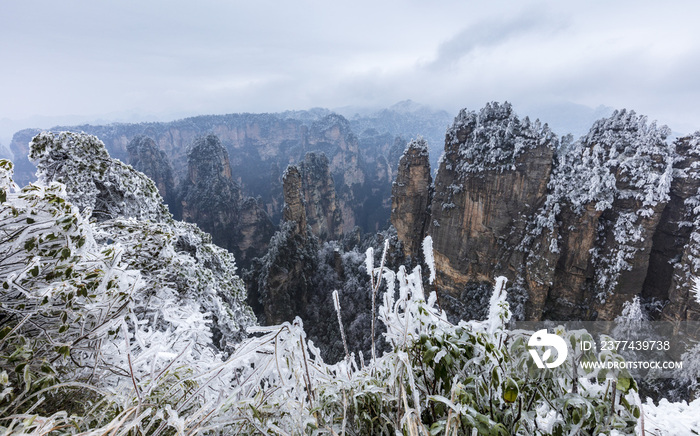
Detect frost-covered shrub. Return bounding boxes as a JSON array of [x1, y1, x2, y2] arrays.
[[1, 131, 256, 433], [94, 218, 255, 349], [0, 160, 238, 433], [29, 131, 170, 222], [218, 248, 642, 435]]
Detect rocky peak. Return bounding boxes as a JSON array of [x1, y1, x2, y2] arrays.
[[186, 134, 233, 184], [282, 165, 307, 237], [247, 165, 324, 325], [426, 103, 556, 316], [126, 135, 175, 207], [391, 137, 432, 257], [310, 113, 353, 139], [29, 131, 170, 223], [298, 152, 343, 241], [179, 134, 242, 252]]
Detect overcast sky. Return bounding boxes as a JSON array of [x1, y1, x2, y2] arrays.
[[2, 0, 700, 138]]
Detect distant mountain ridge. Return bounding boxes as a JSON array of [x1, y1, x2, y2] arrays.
[[7, 104, 453, 269]]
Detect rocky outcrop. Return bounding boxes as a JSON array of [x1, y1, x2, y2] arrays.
[[247, 165, 318, 325], [282, 165, 307, 237], [245, 165, 381, 361], [426, 103, 555, 307], [391, 137, 432, 257], [651, 133, 700, 323], [180, 135, 240, 246], [298, 153, 343, 241], [524, 110, 674, 321], [390, 103, 693, 323], [179, 134, 274, 267], [279, 153, 344, 242], [126, 135, 176, 210]]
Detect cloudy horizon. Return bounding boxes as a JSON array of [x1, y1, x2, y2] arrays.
[[2, 0, 699, 145]]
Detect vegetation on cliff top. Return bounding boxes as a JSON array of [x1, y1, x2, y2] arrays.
[[0, 131, 648, 435]]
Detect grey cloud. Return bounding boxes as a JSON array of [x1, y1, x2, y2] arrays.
[[2, 1, 700, 135], [426, 7, 564, 70]]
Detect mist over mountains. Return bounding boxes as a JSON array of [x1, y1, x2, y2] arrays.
[[1, 100, 615, 161], [3, 100, 700, 433]]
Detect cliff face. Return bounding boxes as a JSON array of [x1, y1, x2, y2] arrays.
[[281, 165, 307, 237], [391, 102, 695, 323], [391, 137, 432, 257], [653, 133, 700, 323], [427, 103, 555, 301], [298, 153, 343, 241], [303, 115, 364, 232]]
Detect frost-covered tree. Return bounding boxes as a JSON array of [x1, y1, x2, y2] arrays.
[[445, 101, 556, 174], [30, 131, 171, 222]]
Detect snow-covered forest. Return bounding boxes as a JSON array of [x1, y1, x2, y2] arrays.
[[1, 130, 700, 434]]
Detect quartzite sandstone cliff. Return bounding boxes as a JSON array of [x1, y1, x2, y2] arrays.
[[391, 102, 700, 323], [391, 137, 432, 257]]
